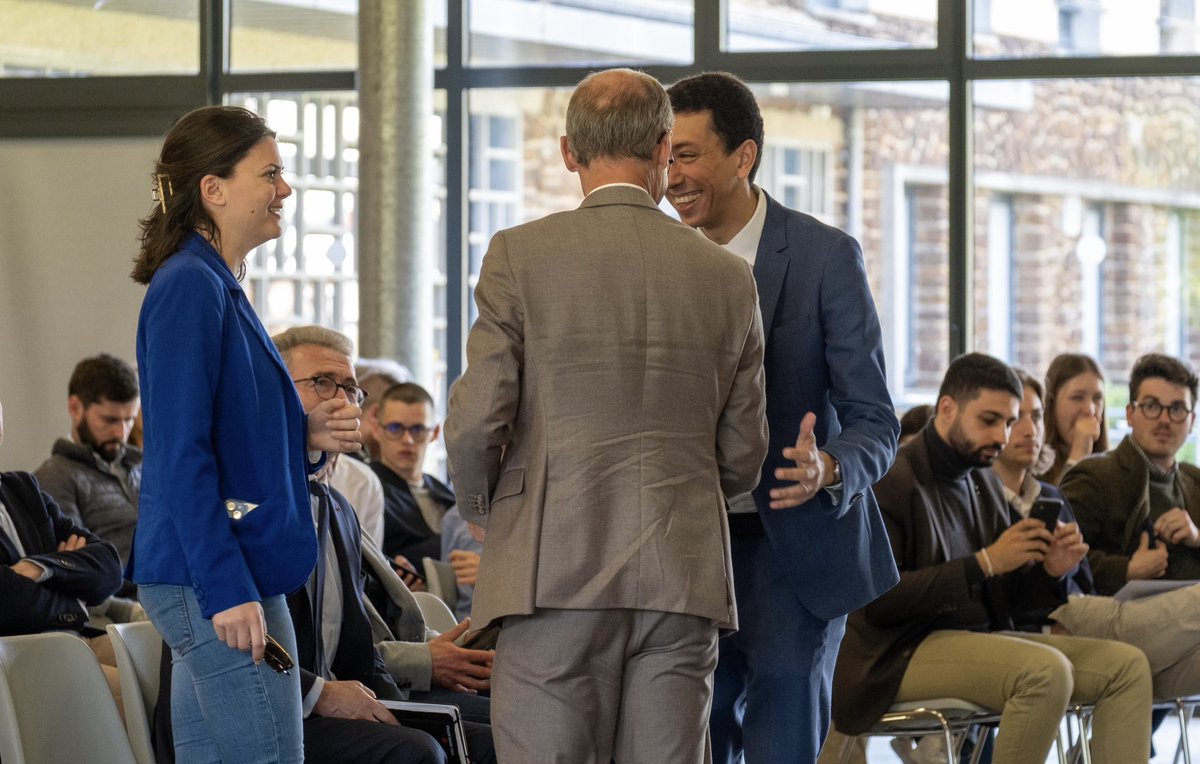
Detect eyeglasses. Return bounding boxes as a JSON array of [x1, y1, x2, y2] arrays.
[[263, 634, 294, 675], [1131, 398, 1195, 423], [379, 422, 434, 442], [293, 375, 366, 406]]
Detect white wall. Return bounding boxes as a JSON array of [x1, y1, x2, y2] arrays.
[[0, 137, 160, 470]]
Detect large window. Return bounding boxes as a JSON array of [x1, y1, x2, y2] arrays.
[[0, 0, 200, 76], [6, 0, 1200, 445], [972, 76, 1200, 405]]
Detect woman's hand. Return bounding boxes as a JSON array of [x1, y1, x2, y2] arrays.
[[1067, 411, 1102, 463], [308, 397, 364, 454], [212, 601, 267, 663]]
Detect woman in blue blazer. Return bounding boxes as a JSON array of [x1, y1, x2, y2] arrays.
[[130, 106, 362, 763]]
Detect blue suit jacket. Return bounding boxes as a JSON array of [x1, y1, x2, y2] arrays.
[[289, 482, 401, 702], [0, 471, 123, 635], [132, 232, 317, 618], [751, 192, 899, 620]]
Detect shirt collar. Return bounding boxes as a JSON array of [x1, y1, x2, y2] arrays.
[[721, 186, 768, 266], [1002, 473, 1043, 518], [587, 182, 650, 196], [1129, 437, 1177, 481]]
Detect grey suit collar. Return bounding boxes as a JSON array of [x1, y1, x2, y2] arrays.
[[753, 190, 791, 334], [579, 184, 660, 210]]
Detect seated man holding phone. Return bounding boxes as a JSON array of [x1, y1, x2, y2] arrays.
[[995, 368, 1200, 701], [820, 354, 1151, 764]]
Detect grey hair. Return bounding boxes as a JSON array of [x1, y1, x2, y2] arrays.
[[271, 325, 355, 363], [354, 357, 413, 386], [565, 68, 674, 168]]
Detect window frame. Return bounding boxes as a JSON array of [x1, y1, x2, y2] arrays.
[[4, 0, 1200, 395]]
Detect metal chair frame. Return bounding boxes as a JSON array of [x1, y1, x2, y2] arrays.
[[838, 699, 1001, 764]]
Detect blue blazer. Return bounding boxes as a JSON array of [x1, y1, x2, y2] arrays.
[[752, 192, 900, 620], [288, 482, 401, 701], [132, 232, 317, 618], [0, 471, 123, 635]]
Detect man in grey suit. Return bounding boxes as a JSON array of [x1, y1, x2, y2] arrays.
[[445, 67, 769, 763]]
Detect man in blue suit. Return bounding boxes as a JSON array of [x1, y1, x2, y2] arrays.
[[666, 72, 900, 763]]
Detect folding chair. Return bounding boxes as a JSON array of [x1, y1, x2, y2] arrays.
[[837, 698, 1002, 764]]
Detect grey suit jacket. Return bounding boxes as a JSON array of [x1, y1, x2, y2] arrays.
[[445, 184, 768, 631], [360, 531, 438, 693]]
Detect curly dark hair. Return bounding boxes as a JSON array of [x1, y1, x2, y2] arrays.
[[68, 353, 139, 406], [1130, 353, 1199, 404], [131, 106, 275, 285], [667, 71, 765, 183]]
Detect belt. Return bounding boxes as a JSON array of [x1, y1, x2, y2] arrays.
[[727, 512, 765, 540]]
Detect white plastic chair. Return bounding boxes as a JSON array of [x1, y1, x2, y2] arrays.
[[412, 590, 460, 633], [422, 556, 459, 610], [0, 631, 136, 764], [107, 622, 164, 764]]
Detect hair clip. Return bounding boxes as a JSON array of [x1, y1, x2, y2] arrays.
[[153, 173, 174, 214]]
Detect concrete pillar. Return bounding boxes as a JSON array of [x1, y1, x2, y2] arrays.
[[357, 0, 434, 388]]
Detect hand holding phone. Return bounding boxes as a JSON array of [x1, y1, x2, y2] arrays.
[[1029, 497, 1063, 531], [388, 556, 427, 587]]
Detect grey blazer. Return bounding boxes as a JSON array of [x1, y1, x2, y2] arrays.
[[445, 184, 768, 631], [361, 531, 438, 693]]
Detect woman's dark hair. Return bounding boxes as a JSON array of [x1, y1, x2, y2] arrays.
[[1041, 352, 1108, 483], [131, 106, 275, 285]]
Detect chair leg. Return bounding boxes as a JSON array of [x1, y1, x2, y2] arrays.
[[967, 727, 990, 764], [1055, 717, 1070, 764], [1076, 707, 1093, 764], [1177, 699, 1193, 764]]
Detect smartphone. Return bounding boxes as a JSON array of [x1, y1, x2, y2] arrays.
[[388, 557, 427, 583], [1029, 497, 1063, 531]]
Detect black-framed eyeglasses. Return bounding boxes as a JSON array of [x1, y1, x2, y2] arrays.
[[263, 634, 294, 675], [293, 375, 366, 406], [1131, 398, 1195, 423], [379, 422, 434, 442]]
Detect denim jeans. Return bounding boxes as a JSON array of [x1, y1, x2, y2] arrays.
[[139, 584, 303, 764]]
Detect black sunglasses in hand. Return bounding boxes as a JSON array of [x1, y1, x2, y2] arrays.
[[263, 633, 295, 675]]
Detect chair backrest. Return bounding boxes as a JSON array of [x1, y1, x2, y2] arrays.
[[107, 622, 164, 764], [412, 590, 460, 634], [0, 631, 137, 764], [422, 556, 459, 609]]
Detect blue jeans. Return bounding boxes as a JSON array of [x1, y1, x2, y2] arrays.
[[139, 584, 303, 764]]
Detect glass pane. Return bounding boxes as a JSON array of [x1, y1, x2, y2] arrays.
[[468, 0, 692, 66], [231, 0, 357, 72], [974, 0, 1200, 57], [726, 0, 937, 52], [465, 87, 577, 328], [972, 77, 1200, 451], [465, 83, 949, 405], [0, 0, 199, 76], [755, 83, 949, 406], [230, 0, 447, 71]]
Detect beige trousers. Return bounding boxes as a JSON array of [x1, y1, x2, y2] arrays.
[[83, 633, 125, 723], [819, 629, 1151, 764], [491, 607, 718, 764], [1051, 586, 1200, 699]]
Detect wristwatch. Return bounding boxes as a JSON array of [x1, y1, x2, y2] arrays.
[[827, 454, 842, 486]]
